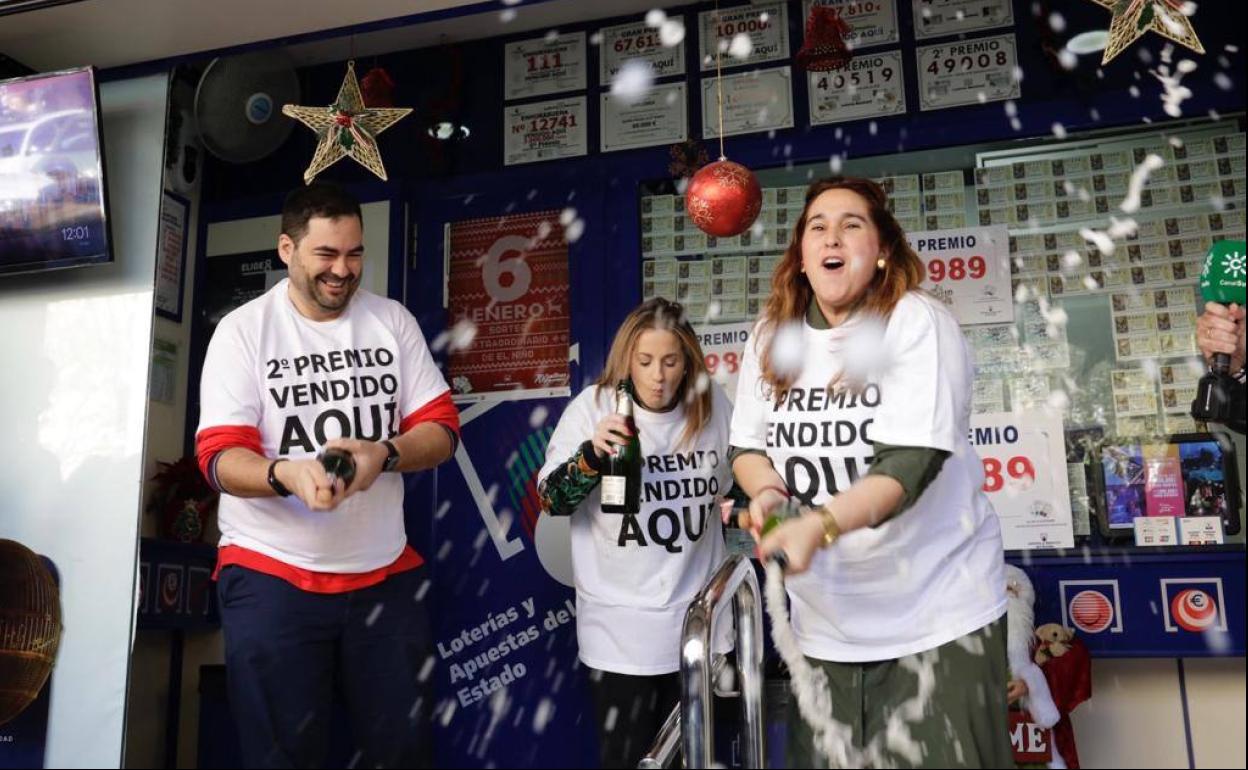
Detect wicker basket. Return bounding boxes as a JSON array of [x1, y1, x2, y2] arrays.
[[0, 539, 62, 726]]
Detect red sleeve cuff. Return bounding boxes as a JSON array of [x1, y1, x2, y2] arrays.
[[399, 390, 461, 437], [195, 425, 262, 488]]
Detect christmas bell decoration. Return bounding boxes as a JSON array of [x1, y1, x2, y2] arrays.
[[359, 66, 397, 108], [796, 5, 853, 72], [0, 540, 62, 726], [685, 159, 763, 238]]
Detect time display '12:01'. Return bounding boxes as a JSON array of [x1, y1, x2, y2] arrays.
[[61, 225, 92, 242]]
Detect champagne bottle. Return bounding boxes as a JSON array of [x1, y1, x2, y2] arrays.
[[760, 495, 802, 536], [601, 381, 642, 514], [721, 492, 801, 533], [318, 448, 356, 489]]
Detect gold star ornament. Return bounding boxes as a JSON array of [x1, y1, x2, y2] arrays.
[[1090, 0, 1205, 65], [282, 61, 412, 184]]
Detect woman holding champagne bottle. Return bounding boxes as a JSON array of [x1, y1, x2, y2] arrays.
[[730, 177, 1012, 767], [538, 297, 733, 768]]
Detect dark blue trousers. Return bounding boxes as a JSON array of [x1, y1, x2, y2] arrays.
[[217, 564, 433, 769]]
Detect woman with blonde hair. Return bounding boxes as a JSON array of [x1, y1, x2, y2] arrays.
[[537, 297, 733, 768], [730, 177, 1012, 767]]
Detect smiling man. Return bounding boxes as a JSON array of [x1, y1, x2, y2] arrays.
[[195, 182, 459, 768]]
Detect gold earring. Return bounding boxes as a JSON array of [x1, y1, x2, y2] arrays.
[[876, 258, 886, 269]]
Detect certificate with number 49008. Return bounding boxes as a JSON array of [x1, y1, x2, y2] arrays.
[[917, 34, 1019, 111]]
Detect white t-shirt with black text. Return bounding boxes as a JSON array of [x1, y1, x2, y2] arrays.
[[540, 384, 735, 675], [198, 279, 450, 573], [730, 291, 1006, 662]]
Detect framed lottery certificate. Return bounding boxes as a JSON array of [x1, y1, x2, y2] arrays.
[[808, 50, 906, 125], [601, 83, 687, 152], [917, 33, 1020, 110], [702, 66, 794, 138], [504, 31, 587, 100], [504, 97, 588, 165]]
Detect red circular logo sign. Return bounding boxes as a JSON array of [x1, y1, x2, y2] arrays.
[[1069, 590, 1114, 633], [1171, 589, 1218, 632]]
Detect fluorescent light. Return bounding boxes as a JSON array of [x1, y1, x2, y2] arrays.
[[427, 121, 469, 141]]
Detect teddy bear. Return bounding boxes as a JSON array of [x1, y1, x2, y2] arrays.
[[1034, 623, 1075, 665]]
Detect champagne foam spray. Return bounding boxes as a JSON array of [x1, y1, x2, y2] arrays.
[[763, 561, 940, 766]]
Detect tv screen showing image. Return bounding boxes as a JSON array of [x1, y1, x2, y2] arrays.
[[0, 66, 112, 276], [1100, 433, 1241, 536]]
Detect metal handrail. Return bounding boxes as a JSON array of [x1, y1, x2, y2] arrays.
[[637, 554, 766, 768], [638, 655, 729, 769]]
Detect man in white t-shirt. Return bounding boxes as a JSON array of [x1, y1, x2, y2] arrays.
[[196, 183, 459, 768]]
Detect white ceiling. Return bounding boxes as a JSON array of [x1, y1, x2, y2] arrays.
[[0, 0, 665, 73]]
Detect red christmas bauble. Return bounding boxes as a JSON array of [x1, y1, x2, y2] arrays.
[[684, 160, 762, 238]]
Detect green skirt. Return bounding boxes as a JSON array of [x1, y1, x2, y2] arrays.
[[787, 616, 1015, 769]]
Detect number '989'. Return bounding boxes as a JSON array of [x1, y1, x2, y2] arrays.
[[927, 256, 986, 282]]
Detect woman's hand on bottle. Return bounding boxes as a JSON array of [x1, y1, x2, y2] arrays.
[[745, 486, 789, 541], [591, 414, 632, 459], [759, 512, 826, 575]]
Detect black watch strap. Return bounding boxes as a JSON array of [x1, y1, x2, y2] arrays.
[[268, 459, 292, 497], [381, 440, 401, 472]]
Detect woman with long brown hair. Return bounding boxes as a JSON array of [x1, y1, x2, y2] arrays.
[[537, 297, 733, 768], [730, 177, 1012, 767]]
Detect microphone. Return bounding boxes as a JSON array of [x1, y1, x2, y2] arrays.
[[1191, 240, 1246, 422], [1199, 239, 1247, 373]]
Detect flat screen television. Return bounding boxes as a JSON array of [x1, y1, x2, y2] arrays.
[[0, 66, 112, 276]]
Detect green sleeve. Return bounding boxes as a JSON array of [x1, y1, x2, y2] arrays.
[[728, 444, 771, 466], [867, 441, 951, 519], [538, 441, 604, 516]]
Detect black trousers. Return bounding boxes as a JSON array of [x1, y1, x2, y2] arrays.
[[585, 666, 682, 769], [217, 565, 433, 769]]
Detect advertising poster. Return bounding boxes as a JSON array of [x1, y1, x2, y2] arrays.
[[446, 211, 571, 402]]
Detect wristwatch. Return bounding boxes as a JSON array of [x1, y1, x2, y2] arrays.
[[380, 440, 401, 472], [268, 459, 292, 497]]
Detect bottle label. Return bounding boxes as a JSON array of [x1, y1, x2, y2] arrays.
[[601, 475, 627, 506]]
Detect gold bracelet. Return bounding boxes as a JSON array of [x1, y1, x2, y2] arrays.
[[818, 505, 841, 547]]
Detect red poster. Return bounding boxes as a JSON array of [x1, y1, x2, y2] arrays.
[[447, 211, 571, 401], [1143, 445, 1185, 517]]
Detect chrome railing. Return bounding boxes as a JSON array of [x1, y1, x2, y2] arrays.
[[638, 655, 729, 769], [638, 554, 766, 768]]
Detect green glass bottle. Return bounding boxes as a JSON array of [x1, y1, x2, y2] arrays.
[[760, 496, 801, 536], [601, 381, 642, 514]]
